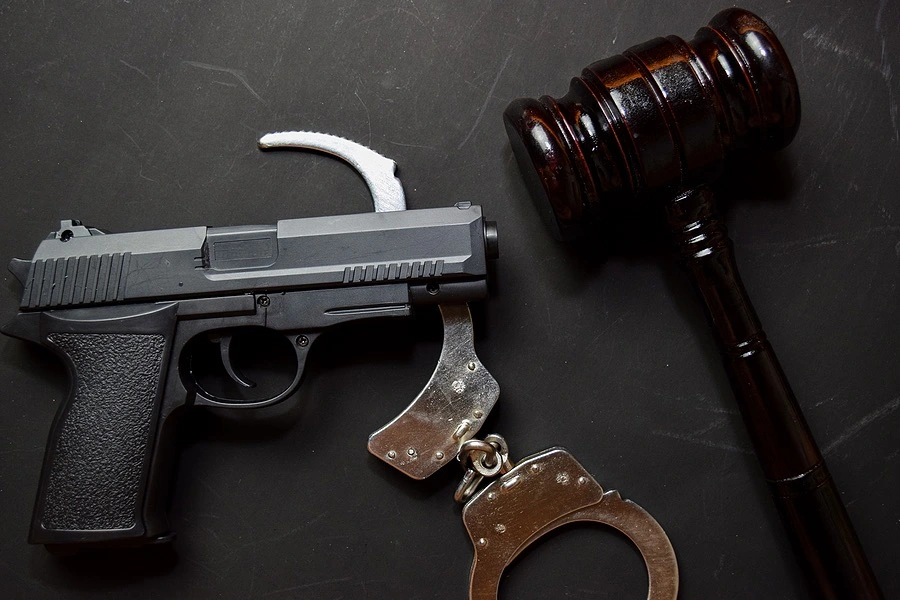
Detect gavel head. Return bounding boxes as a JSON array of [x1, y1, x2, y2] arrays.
[[504, 8, 800, 240]]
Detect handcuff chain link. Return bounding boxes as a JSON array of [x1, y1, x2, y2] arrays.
[[454, 434, 514, 503]]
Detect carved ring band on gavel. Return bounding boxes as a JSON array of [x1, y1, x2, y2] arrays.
[[504, 8, 882, 599]]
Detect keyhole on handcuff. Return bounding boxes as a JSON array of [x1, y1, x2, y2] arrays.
[[498, 523, 648, 600]]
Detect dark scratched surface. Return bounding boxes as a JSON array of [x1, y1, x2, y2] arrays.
[[1, 1, 898, 598]]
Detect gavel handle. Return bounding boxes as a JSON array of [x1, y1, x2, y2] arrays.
[[665, 186, 882, 599]]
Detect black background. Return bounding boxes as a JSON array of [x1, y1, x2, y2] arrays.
[[1, 1, 897, 598]]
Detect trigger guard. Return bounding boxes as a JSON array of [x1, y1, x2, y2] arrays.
[[192, 332, 317, 409]]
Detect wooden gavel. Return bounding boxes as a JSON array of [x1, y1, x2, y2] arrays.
[[503, 8, 882, 599]]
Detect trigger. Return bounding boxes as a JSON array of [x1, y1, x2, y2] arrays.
[[219, 335, 256, 388]]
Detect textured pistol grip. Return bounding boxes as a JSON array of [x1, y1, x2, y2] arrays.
[[31, 305, 178, 547]]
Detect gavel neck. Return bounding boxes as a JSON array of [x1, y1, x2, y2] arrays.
[[662, 185, 823, 479], [664, 185, 759, 349]]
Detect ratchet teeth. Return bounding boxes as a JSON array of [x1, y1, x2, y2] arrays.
[[258, 130, 362, 148]]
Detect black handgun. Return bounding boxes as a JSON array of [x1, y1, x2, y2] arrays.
[[3, 132, 499, 549]]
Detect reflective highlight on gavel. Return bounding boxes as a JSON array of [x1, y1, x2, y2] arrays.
[[504, 8, 882, 599]]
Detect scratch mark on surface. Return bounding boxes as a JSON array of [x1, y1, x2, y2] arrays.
[[802, 26, 890, 79], [22, 60, 58, 75], [587, 315, 625, 347], [221, 155, 238, 179], [119, 126, 142, 152], [879, 36, 898, 142], [469, 2, 491, 35], [610, 8, 625, 47], [190, 512, 221, 519], [352, 3, 423, 30], [406, 0, 423, 22], [713, 553, 726, 580], [182, 60, 265, 104], [182, 555, 225, 579], [748, 226, 900, 257], [694, 405, 739, 415], [651, 430, 753, 454], [159, 125, 180, 146], [353, 9, 390, 29], [138, 167, 157, 184], [239, 512, 327, 548], [691, 417, 728, 436], [212, 80, 238, 88], [197, 477, 223, 500], [531, 4, 552, 42], [354, 87, 372, 145], [457, 50, 513, 150], [119, 59, 151, 83], [261, 576, 353, 596], [815, 394, 838, 408], [803, 25, 897, 141], [387, 140, 435, 150], [397, 7, 424, 27], [824, 397, 900, 454]]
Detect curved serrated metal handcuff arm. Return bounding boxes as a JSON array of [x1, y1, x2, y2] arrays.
[[258, 131, 406, 212]]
